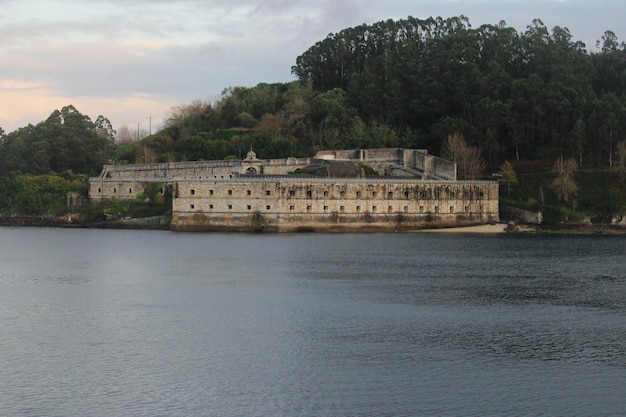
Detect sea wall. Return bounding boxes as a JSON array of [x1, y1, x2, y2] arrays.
[[170, 177, 498, 232]]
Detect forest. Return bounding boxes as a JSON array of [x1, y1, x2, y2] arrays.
[[1, 16, 626, 221]]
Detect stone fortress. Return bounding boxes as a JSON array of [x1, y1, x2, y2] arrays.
[[88, 148, 499, 232]]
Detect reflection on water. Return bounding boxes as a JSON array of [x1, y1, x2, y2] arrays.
[[1, 227, 625, 416]]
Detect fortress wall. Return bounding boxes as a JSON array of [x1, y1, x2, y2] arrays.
[[90, 158, 313, 200], [97, 158, 312, 180], [87, 149, 493, 232], [100, 161, 241, 180], [253, 158, 311, 175], [432, 156, 457, 180], [411, 150, 456, 180], [89, 179, 159, 201], [171, 178, 499, 232], [314, 148, 405, 163], [363, 148, 404, 161]]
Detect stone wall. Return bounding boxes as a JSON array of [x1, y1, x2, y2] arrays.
[[97, 158, 312, 180], [89, 148, 457, 201], [89, 179, 159, 201], [412, 150, 456, 180], [87, 148, 496, 232], [171, 177, 498, 232]]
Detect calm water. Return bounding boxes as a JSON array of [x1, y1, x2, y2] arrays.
[[1, 227, 625, 416]]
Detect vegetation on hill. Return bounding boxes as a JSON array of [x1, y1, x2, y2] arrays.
[[1, 16, 626, 224]]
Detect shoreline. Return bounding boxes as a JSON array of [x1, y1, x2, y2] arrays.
[[417, 223, 508, 233], [2, 214, 626, 235]]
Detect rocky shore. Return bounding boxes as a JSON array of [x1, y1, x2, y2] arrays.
[[506, 222, 626, 235], [2, 213, 626, 234], [0, 214, 171, 230]]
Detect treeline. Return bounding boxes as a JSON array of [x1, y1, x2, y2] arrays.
[[121, 16, 626, 171], [292, 16, 626, 167]]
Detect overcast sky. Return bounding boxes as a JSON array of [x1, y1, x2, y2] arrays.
[[1, 0, 624, 134]]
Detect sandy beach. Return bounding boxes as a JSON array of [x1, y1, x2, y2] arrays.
[[418, 223, 508, 233]]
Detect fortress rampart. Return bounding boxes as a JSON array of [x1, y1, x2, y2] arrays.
[[171, 177, 498, 232], [88, 148, 497, 232]]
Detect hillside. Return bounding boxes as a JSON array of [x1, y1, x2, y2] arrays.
[[1, 16, 626, 224]]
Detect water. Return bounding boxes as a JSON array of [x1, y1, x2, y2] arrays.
[[1, 227, 625, 416]]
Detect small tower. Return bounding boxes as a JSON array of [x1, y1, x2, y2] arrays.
[[242, 147, 262, 175]]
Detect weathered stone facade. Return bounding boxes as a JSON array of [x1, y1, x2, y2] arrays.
[[88, 148, 499, 232], [171, 177, 498, 232]]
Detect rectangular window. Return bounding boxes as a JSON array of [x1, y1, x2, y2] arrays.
[[98, 188, 101, 193], [419, 206, 424, 213], [307, 205, 312, 212], [228, 205, 233, 210], [266, 205, 271, 210], [209, 190, 214, 195], [435, 206, 440, 213], [323, 191, 329, 197], [228, 190, 233, 195], [356, 191, 362, 198], [404, 206, 409, 213], [289, 190, 295, 197], [323, 206, 328, 211], [290, 205, 295, 211], [266, 190, 271, 196], [191, 189, 195, 195], [340, 206, 345, 212], [450, 206, 455, 213], [247, 205, 252, 210], [372, 206, 377, 212], [372, 191, 378, 197], [307, 190, 312, 198], [113, 188, 117, 194], [388, 191, 393, 199], [190, 204, 195, 209], [388, 206, 393, 213], [356, 205, 361, 211], [128, 188, 132, 194], [340, 191, 346, 198], [247, 190, 251, 196], [209, 204, 214, 209]]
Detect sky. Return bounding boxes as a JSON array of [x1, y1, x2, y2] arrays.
[[0, 0, 624, 135]]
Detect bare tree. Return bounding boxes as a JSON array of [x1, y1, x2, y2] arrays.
[[443, 132, 487, 180], [117, 125, 134, 145], [616, 141, 626, 180], [135, 145, 158, 164], [551, 156, 579, 207]]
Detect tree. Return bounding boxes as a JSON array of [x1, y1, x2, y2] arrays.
[[498, 161, 518, 197], [442, 132, 487, 180], [596, 30, 622, 53], [551, 156, 579, 207], [116, 125, 135, 145], [616, 141, 626, 181]]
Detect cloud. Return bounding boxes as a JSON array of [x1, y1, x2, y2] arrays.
[[0, 0, 624, 133]]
